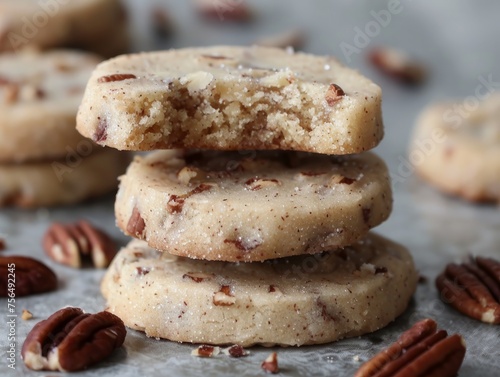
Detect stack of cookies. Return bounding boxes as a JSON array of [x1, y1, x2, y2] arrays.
[[0, 49, 128, 208], [77, 46, 418, 346], [0, 0, 128, 58]]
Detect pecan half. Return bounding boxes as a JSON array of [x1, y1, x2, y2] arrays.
[[436, 256, 500, 324], [43, 221, 117, 269], [368, 47, 427, 85], [261, 352, 279, 374], [354, 318, 466, 377], [21, 307, 126, 372], [0, 256, 57, 297]]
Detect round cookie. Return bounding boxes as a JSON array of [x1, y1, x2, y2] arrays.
[[410, 95, 500, 202], [102, 233, 418, 347], [0, 0, 127, 57], [0, 49, 101, 163], [116, 150, 392, 262], [77, 45, 383, 154], [0, 148, 128, 208]]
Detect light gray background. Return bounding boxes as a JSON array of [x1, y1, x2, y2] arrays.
[[1, 0, 500, 376]]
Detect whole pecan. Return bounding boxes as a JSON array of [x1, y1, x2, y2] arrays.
[[43, 221, 117, 269], [0, 256, 57, 297], [22, 307, 126, 372], [354, 318, 466, 377], [436, 256, 500, 324]]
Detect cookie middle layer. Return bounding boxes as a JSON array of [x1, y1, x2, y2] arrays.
[[116, 150, 392, 261]]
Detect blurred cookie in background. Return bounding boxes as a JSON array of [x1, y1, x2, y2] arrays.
[[0, 147, 128, 208], [0, 49, 101, 163], [410, 94, 500, 203], [0, 49, 128, 207], [0, 0, 129, 58]]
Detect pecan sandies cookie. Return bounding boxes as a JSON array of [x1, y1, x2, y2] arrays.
[[410, 94, 500, 203], [115, 150, 392, 261], [77, 46, 383, 154], [102, 233, 417, 347]]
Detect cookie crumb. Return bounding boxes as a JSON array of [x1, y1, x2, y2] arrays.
[[22, 309, 33, 320], [223, 345, 249, 358], [191, 345, 220, 358], [261, 352, 279, 374]]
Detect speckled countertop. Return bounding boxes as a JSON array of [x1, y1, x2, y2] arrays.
[[1, 1, 500, 376]]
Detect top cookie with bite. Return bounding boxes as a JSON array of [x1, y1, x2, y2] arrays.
[[77, 46, 383, 154]]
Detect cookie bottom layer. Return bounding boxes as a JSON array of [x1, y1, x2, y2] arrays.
[[102, 233, 417, 347]]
